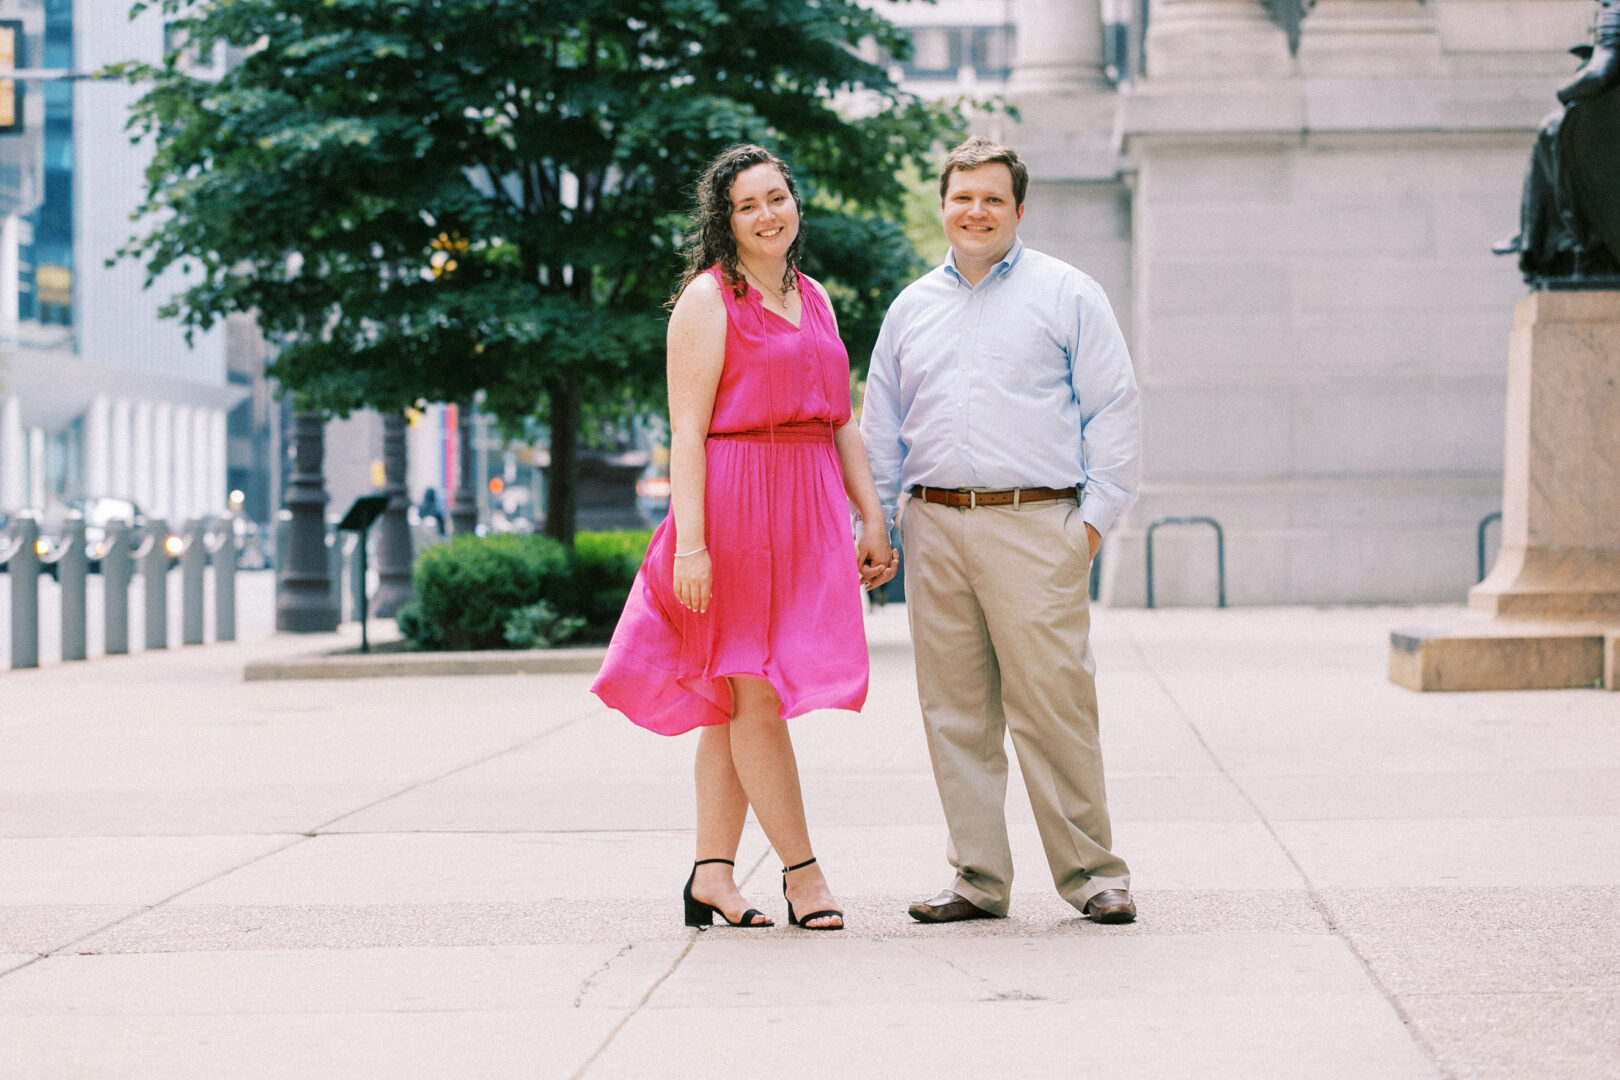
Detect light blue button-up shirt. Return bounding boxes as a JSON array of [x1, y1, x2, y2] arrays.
[[861, 237, 1141, 538]]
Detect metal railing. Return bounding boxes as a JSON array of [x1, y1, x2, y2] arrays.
[[1145, 515, 1227, 609], [1, 513, 239, 670]]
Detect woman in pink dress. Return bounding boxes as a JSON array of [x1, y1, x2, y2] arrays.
[[591, 144, 896, 931]]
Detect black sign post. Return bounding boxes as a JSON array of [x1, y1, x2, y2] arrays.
[[337, 494, 390, 654]]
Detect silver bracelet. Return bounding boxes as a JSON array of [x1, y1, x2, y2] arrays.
[[673, 545, 707, 558]]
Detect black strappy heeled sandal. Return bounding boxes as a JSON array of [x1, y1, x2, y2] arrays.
[[782, 856, 845, 931], [683, 858, 773, 928]]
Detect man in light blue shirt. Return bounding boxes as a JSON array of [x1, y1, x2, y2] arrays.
[[861, 136, 1140, 925]]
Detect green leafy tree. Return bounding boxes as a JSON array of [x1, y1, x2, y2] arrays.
[[116, 0, 961, 543]]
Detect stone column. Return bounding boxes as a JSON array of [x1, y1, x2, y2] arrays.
[[110, 397, 132, 498], [1010, 0, 1108, 91], [191, 407, 212, 516], [1003, 0, 1123, 181], [1296, 0, 1443, 76], [372, 411, 414, 617], [0, 214, 19, 335], [26, 426, 43, 510], [152, 401, 173, 521], [449, 401, 478, 536], [1145, 0, 1295, 79], [131, 400, 154, 511], [275, 411, 339, 632], [172, 405, 193, 523], [84, 395, 110, 497], [0, 394, 23, 512], [209, 409, 227, 515]]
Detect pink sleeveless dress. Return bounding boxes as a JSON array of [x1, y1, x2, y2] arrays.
[[590, 266, 869, 735]]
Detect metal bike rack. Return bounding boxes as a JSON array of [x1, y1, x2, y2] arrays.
[[1477, 510, 1502, 583], [1145, 515, 1227, 609]]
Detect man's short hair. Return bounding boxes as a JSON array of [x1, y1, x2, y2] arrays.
[[939, 136, 1029, 208]]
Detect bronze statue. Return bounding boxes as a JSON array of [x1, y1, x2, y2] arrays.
[[1497, 1, 1620, 286]]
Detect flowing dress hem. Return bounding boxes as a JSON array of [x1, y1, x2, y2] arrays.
[[592, 653, 867, 736]]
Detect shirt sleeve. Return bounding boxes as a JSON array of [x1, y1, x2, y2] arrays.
[[1071, 276, 1140, 538], [860, 309, 906, 523]]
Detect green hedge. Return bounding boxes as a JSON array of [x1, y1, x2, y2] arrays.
[[396, 530, 654, 651]]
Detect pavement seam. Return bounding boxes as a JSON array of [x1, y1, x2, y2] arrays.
[[18, 833, 309, 966], [305, 711, 596, 834], [0, 706, 595, 975], [566, 848, 770, 1074], [1122, 630, 1458, 1080], [569, 935, 699, 1080]]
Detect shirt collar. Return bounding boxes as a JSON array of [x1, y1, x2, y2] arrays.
[[942, 236, 1025, 288]]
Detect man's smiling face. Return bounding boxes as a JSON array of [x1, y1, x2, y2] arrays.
[[942, 163, 1023, 268]]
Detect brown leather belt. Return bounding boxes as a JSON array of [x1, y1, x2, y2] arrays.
[[910, 484, 1078, 509]]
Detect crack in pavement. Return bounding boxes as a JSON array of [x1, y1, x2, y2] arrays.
[[573, 943, 635, 1009], [1121, 625, 1457, 1080], [570, 936, 697, 1080]]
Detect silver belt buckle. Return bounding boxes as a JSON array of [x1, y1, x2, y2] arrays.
[[967, 490, 977, 509]]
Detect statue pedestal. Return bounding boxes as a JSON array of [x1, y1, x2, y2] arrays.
[[1390, 291, 1620, 690]]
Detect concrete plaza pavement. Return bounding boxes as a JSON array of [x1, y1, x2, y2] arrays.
[[0, 597, 1617, 1079]]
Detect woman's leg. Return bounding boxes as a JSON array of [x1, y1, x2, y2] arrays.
[[691, 723, 771, 925], [727, 677, 842, 928]]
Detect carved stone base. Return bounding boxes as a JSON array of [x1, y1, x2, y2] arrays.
[[1390, 292, 1620, 690], [1389, 620, 1615, 691]]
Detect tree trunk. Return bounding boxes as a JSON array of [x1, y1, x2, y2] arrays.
[[544, 379, 582, 548]]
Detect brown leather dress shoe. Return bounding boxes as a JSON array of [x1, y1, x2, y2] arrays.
[[1083, 888, 1137, 924], [907, 890, 1001, 924]]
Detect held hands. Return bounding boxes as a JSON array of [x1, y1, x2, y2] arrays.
[[856, 527, 899, 591], [672, 547, 712, 614]]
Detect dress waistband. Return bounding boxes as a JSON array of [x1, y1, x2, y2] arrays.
[[708, 421, 835, 443]]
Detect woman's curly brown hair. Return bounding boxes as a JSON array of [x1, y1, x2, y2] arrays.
[[670, 143, 803, 307]]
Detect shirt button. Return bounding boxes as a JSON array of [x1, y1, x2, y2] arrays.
[[955, 442, 964, 449]]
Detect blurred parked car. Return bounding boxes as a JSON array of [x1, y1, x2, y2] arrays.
[[36, 498, 181, 576], [233, 517, 272, 570]]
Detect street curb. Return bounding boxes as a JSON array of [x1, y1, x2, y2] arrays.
[[243, 646, 607, 681]]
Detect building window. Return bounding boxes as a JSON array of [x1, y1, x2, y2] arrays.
[[884, 25, 1015, 83], [20, 0, 72, 331]]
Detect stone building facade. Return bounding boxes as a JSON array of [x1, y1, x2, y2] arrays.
[[876, 0, 1587, 606], [0, 0, 242, 530]]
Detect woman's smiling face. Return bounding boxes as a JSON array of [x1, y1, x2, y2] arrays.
[[728, 163, 799, 265]]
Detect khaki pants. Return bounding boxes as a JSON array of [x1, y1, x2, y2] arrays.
[[901, 496, 1129, 914]]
